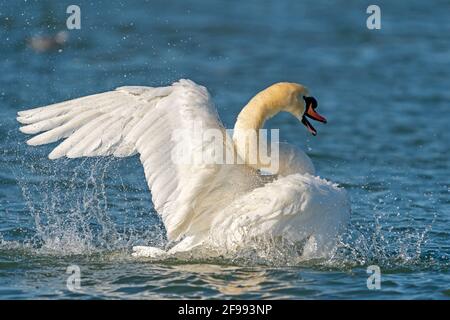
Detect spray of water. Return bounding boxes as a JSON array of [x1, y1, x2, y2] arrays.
[[1, 128, 443, 270], [5, 133, 166, 256]]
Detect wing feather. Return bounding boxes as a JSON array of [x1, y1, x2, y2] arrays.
[[18, 79, 258, 241]]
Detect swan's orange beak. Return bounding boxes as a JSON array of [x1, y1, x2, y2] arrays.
[[302, 96, 327, 136]]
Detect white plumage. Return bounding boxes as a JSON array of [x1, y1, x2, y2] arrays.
[[17, 79, 350, 259]]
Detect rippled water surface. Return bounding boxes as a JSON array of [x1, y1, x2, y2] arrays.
[[0, 0, 449, 299]]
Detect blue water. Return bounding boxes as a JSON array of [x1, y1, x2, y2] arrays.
[[0, 0, 449, 299]]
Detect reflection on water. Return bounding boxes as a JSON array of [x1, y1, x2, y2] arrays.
[[170, 264, 265, 296]]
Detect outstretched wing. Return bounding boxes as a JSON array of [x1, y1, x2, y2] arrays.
[[17, 79, 257, 241]]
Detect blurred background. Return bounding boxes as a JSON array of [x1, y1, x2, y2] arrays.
[[0, 0, 449, 299]]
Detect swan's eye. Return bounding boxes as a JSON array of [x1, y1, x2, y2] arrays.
[[303, 96, 318, 110]]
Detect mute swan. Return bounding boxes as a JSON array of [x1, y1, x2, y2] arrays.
[[17, 79, 350, 259]]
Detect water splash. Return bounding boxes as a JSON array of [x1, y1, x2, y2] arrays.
[[322, 206, 442, 272], [5, 134, 166, 256], [2, 129, 446, 271]]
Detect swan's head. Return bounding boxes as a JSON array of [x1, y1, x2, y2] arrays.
[[267, 82, 327, 136]]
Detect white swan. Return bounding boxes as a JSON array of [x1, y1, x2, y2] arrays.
[[17, 79, 350, 259]]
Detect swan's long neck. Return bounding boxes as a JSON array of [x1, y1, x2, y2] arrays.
[[233, 84, 296, 173], [234, 84, 293, 132]]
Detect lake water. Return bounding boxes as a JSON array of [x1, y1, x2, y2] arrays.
[[0, 0, 449, 299]]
